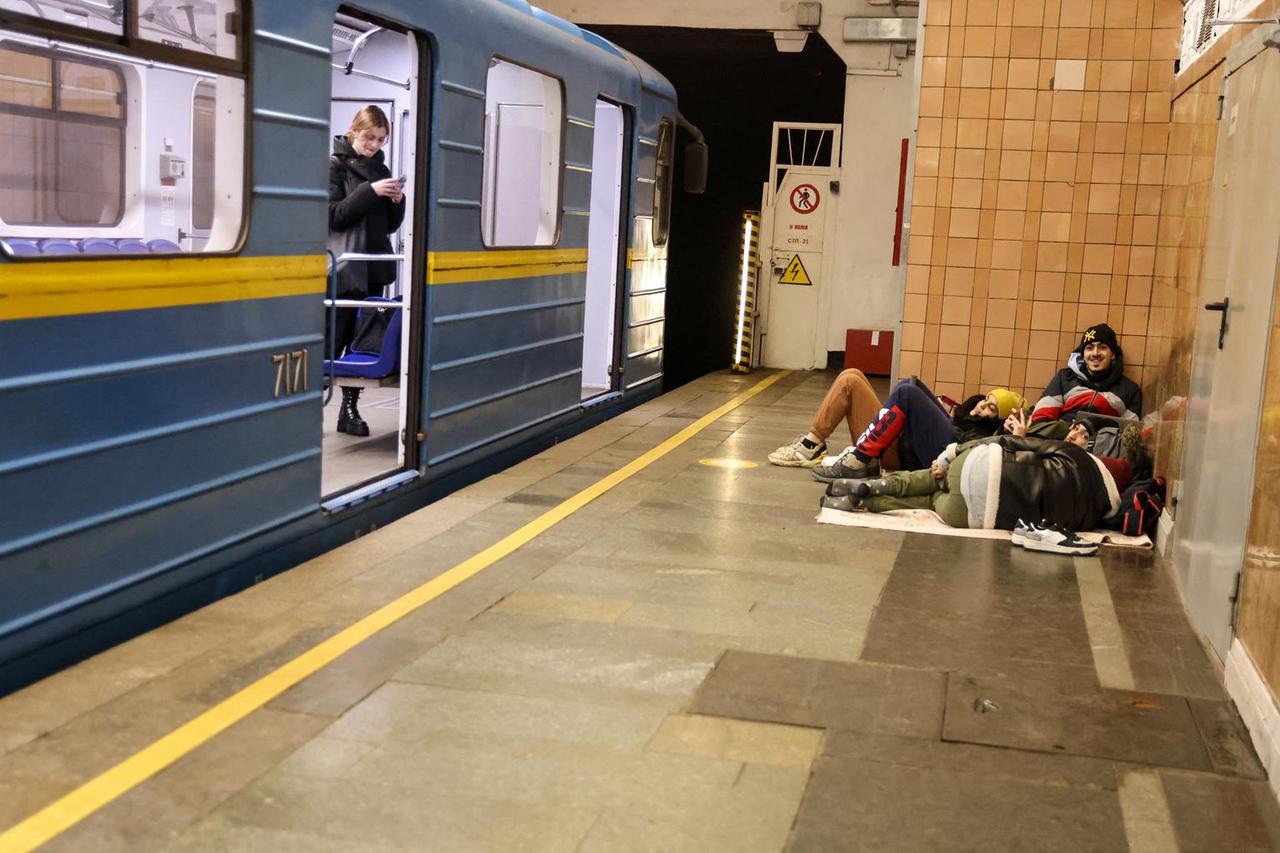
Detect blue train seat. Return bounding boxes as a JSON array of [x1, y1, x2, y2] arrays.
[[1, 239, 39, 256], [79, 237, 120, 254], [39, 239, 80, 255], [116, 238, 151, 253], [324, 298, 403, 381], [146, 239, 182, 253]]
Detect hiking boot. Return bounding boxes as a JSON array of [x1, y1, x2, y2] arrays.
[[1016, 521, 1098, 556], [769, 435, 826, 467], [812, 449, 880, 483]]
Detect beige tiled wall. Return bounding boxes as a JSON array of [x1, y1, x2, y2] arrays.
[[902, 0, 1183, 405]]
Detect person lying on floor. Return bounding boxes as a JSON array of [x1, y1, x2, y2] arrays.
[[768, 368, 906, 469], [822, 427, 1128, 533], [1027, 323, 1143, 439], [769, 371, 1023, 474], [773, 374, 1026, 484]]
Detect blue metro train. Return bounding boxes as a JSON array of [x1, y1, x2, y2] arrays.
[[0, 0, 704, 691]]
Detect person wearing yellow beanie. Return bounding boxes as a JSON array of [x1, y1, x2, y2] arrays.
[[988, 388, 1026, 420], [810, 379, 1027, 483]]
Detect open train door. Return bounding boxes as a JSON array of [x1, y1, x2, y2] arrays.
[[757, 122, 841, 370], [321, 10, 428, 505]]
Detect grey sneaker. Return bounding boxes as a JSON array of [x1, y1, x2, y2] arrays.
[[812, 449, 881, 483], [768, 435, 827, 467]]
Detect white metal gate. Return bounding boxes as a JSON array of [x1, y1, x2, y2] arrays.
[[757, 122, 841, 369]]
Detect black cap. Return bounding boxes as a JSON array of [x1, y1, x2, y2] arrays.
[[1076, 323, 1121, 356]]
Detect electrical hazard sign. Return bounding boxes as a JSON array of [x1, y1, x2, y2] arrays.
[[780, 254, 812, 285]]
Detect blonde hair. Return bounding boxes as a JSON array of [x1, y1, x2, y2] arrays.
[[345, 105, 390, 143]]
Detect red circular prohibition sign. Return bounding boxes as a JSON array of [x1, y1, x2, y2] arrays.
[[789, 183, 820, 214]]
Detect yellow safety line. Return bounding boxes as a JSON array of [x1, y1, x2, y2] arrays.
[[0, 370, 790, 853]]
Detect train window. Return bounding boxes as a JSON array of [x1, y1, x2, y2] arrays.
[[0, 45, 124, 226], [0, 0, 122, 37], [652, 117, 674, 247], [0, 24, 246, 255], [136, 0, 242, 61], [481, 59, 562, 247]]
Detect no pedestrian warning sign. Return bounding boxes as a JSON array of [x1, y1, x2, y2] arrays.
[[789, 183, 820, 214], [780, 254, 812, 285]]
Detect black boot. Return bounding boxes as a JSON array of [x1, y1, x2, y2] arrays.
[[337, 386, 370, 437]]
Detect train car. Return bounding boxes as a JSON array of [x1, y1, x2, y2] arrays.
[[0, 0, 705, 693]]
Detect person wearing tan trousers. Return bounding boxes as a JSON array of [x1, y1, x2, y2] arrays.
[[768, 369, 901, 469], [769, 370, 1025, 474]]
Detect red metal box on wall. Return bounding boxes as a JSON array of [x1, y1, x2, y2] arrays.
[[843, 329, 894, 376]]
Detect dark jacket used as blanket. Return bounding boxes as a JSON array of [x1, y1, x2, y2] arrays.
[[955, 434, 1120, 531]]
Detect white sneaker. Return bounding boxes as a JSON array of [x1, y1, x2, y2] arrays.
[[768, 435, 827, 467], [1010, 518, 1042, 546], [1018, 521, 1098, 556]]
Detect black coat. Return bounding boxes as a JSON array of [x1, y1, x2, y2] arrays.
[[328, 136, 406, 296]]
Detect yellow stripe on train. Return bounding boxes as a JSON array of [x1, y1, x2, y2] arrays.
[[0, 256, 327, 322], [0, 246, 626, 319], [426, 248, 588, 284]]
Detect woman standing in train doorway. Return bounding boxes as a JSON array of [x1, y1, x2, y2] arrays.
[[327, 105, 406, 436]]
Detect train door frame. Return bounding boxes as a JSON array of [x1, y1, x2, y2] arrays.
[[581, 97, 633, 402], [608, 102, 635, 397], [321, 6, 431, 506]]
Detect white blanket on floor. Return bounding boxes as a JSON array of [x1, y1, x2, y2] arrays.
[[815, 507, 1153, 549]]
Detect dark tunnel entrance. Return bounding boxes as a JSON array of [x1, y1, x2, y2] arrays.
[[587, 26, 847, 390]]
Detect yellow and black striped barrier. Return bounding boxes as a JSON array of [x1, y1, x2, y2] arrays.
[[732, 210, 761, 373]]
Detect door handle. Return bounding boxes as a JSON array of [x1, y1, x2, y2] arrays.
[[1204, 297, 1229, 350]]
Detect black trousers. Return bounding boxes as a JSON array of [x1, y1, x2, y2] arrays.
[[326, 282, 386, 358]]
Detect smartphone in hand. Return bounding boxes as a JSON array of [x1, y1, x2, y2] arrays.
[[397, 175, 407, 185]]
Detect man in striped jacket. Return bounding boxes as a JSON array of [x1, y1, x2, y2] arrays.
[[1029, 323, 1143, 438]]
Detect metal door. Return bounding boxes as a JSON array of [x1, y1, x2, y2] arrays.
[[581, 98, 628, 399], [1172, 36, 1280, 658], [758, 123, 840, 369]]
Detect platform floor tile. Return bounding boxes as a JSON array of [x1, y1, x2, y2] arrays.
[[3, 370, 1280, 852]]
